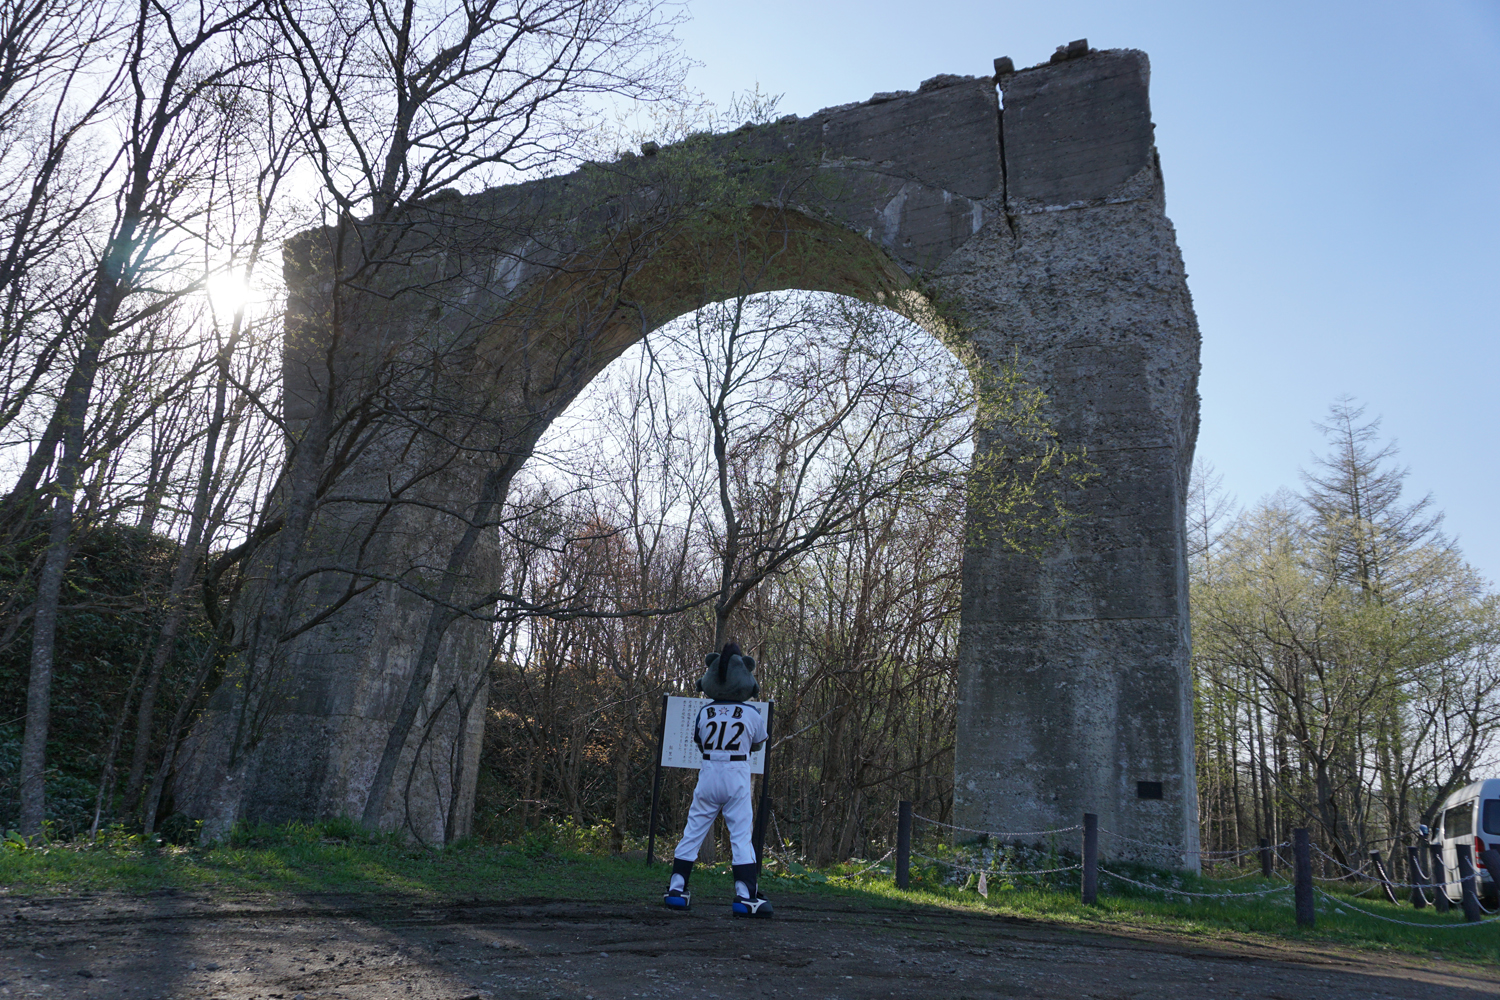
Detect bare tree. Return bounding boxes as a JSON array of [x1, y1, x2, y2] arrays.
[[13, 0, 271, 834], [473, 283, 1085, 859], [642, 288, 1084, 651], [1, 0, 693, 839], [181, 0, 692, 836], [0, 0, 120, 482]]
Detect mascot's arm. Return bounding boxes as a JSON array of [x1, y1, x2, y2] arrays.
[[748, 706, 769, 751]]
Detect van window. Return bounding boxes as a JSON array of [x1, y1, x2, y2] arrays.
[[1445, 802, 1475, 838], [1483, 800, 1500, 837]]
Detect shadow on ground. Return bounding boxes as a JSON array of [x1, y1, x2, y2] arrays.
[[3, 884, 1499, 1000]]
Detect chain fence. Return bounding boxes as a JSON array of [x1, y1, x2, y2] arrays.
[[911, 850, 1084, 878], [1315, 888, 1500, 928], [912, 813, 1081, 839], [1099, 868, 1294, 899], [885, 806, 1500, 932]]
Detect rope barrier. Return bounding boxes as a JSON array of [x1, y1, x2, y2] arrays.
[[824, 847, 896, 882], [910, 850, 1083, 877], [1329, 873, 1444, 891], [1096, 828, 1163, 847], [1311, 871, 1371, 883], [1314, 888, 1500, 928], [912, 813, 1081, 839], [1196, 842, 1289, 859], [1098, 868, 1294, 899], [1096, 828, 1202, 852], [890, 805, 1498, 929], [1301, 853, 1439, 891], [1311, 844, 1374, 876]]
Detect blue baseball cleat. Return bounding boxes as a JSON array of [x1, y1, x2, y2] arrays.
[[732, 892, 773, 918], [663, 887, 691, 910]]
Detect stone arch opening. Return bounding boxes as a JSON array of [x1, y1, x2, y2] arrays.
[[492, 282, 976, 853]]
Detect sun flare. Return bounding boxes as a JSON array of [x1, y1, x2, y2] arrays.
[[205, 270, 256, 318]]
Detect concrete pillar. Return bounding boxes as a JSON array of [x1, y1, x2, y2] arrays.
[[947, 50, 1201, 868]]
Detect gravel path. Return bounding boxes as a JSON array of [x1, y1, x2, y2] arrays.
[[2, 890, 1498, 999]]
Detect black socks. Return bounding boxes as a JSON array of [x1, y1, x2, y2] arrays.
[[732, 862, 758, 900]]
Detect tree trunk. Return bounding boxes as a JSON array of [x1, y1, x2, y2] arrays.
[[18, 497, 73, 834], [123, 343, 234, 818], [120, 597, 188, 816], [17, 287, 117, 833], [88, 651, 150, 839], [612, 717, 632, 854], [141, 639, 221, 834]]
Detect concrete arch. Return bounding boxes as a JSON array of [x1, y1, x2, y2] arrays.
[[174, 46, 1201, 866]]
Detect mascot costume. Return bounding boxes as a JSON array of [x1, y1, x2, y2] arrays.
[[663, 642, 772, 917]]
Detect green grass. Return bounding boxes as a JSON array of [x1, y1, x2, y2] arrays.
[[2, 822, 1498, 968], [852, 854, 1500, 966], [872, 874, 1500, 962], [0, 819, 671, 900]]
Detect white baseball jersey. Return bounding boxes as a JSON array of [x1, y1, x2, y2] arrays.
[[694, 702, 768, 768]]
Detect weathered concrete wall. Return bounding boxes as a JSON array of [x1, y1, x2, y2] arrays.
[[173, 45, 1200, 863], [945, 52, 1201, 867], [172, 443, 495, 844]]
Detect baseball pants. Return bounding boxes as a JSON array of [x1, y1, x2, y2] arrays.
[[673, 762, 756, 866]]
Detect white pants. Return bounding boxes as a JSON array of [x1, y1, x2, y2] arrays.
[[674, 763, 757, 866]]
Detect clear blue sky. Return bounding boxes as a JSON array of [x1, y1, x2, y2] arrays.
[[675, 0, 1500, 582]]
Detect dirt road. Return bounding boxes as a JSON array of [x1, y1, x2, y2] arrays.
[[2, 889, 1497, 999]]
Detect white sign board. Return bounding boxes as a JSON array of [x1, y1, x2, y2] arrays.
[[660, 696, 770, 775]]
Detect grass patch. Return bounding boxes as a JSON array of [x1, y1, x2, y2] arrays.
[[0, 819, 673, 901], [819, 849, 1500, 966], [2, 821, 1498, 966]]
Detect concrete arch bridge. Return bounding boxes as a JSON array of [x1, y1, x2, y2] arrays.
[[173, 44, 1202, 867]]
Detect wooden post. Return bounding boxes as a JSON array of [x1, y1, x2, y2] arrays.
[[1081, 813, 1099, 904], [1259, 837, 1272, 879], [1369, 850, 1400, 906], [751, 701, 775, 881], [644, 695, 668, 866], [1457, 844, 1483, 921], [1293, 828, 1314, 927], [1430, 841, 1451, 913], [1407, 844, 1429, 909], [751, 797, 773, 872], [896, 801, 912, 890]]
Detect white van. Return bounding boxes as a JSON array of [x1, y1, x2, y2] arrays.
[[1430, 779, 1500, 906]]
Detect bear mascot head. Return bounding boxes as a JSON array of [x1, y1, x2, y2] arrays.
[[697, 641, 758, 702]]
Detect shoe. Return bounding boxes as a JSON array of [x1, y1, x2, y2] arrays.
[[731, 892, 773, 918], [663, 887, 691, 910]]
